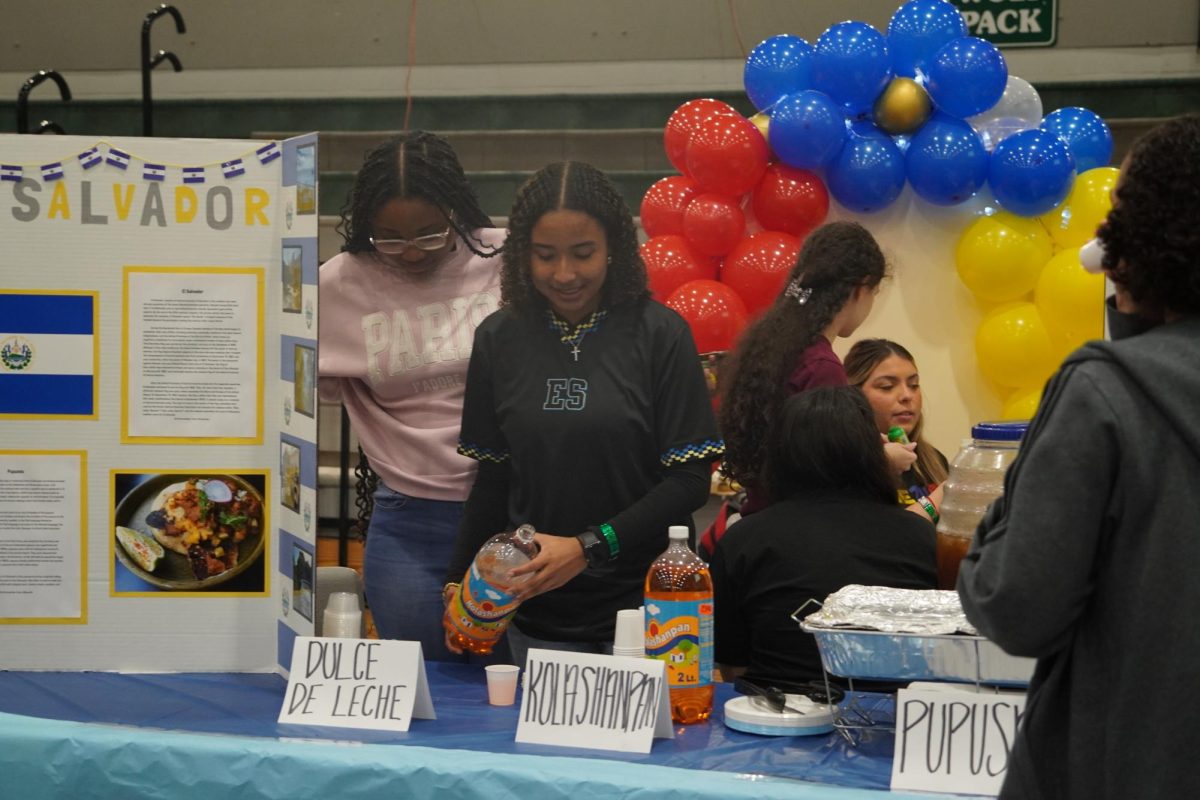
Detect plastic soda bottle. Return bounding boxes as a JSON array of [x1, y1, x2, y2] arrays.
[[644, 526, 714, 724], [443, 524, 539, 655]]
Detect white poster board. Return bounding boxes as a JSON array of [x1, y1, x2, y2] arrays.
[[0, 133, 319, 671]]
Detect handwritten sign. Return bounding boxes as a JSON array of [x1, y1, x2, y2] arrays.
[[891, 685, 1027, 796], [515, 648, 674, 754], [278, 637, 434, 732]]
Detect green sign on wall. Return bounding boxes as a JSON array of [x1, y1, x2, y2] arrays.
[[948, 0, 1057, 48]]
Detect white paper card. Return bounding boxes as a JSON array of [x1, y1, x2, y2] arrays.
[[515, 648, 674, 754], [891, 686, 1027, 796], [278, 637, 435, 732]]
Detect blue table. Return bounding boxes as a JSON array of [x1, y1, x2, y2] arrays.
[[0, 664, 936, 799]]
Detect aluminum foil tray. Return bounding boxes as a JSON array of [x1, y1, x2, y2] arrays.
[[798, 585, 1035, 686]]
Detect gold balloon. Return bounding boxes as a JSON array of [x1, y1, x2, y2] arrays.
[[873, 78, 932, 135], [749, 112, 770, 143]]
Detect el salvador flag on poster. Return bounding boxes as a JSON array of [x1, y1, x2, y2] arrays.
[[0, 293, 95, 416]]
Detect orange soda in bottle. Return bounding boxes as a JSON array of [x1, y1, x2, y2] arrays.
[[644, 525, 714, 724], [443, 524, 539, 655]]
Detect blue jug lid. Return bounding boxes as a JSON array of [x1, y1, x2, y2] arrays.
[[971, 421, 1029, 441]]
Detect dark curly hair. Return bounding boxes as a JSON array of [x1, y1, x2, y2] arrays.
[[718, 221, 887, 487], [845, 338, 948, 487], [766, 387, 897, 505], [1097, 113, 1200, 317], [337, 130, 499, 258], [500, 161, 649, 314]]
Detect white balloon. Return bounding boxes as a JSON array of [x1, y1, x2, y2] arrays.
[[1079, 238, 1106, 274], [968, 76, 1043, 151]]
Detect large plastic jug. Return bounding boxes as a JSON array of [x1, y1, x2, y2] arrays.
[[936, 421, 1028, 589]]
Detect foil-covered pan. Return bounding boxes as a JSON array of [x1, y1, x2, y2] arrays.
[[796, 585, 1034, 686]]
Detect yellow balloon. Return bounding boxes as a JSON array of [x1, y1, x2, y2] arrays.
[[749, 112, 771, 143], [1035, 248, 1106, 348], [1037, 167, 1119, 249], [975, 302, 1059, 389], [956, 212, 1054, 303], [873, 77, 932, 135], [1001, 385, 1043, 421]]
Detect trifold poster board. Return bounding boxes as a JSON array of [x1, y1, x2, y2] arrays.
[[0, 133, 319, 672]]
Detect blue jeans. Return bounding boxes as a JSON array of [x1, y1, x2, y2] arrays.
[[363, 483, 511, 664], [506, 622, 612, 669]]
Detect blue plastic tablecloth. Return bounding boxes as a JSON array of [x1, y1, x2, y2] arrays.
[[0, 663, 942, 799]]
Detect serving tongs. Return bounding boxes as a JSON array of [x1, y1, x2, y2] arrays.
[[734, 677, 844, 715]]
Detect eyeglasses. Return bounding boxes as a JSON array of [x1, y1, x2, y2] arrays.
[[369, 227, 452, 255]]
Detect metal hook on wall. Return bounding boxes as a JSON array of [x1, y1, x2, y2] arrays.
[[141, 4, 186, 137], [16, 69, 72, 134]]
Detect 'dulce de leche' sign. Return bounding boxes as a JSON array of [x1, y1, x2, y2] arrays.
[[515, 648, 673, 754], [278, 637, 434, 732]]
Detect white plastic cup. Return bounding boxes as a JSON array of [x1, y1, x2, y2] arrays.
[[611, 646, 646, 659], [323, 591, 361, 638], [485, 664, 520, 706], [614, 607, 644, 651]]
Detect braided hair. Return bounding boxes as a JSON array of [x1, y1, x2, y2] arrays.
[[1097, 113, 1200, 318], [845, 338, 949, 487], [500, 161, 649, 314], [337, 130, 499, 258], [719, 221, 887, 487]]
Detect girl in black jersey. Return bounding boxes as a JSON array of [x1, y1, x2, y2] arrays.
[[444, 162, 723, 665]]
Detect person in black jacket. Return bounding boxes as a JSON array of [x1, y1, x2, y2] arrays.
[[712, 386, 936, 684], [958, 113, 1200, 800]]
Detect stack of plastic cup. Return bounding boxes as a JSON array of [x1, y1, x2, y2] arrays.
[[612, 607, 645, 658], [322, 591, 362, 638]]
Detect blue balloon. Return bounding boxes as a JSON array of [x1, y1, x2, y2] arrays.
[[906, 113, 989, 205], [887, 0, 968, 79], [988, 129, 1076, 217], [825, 123, 907, 213], [1039, 107, 1113, 172], [768, 90, 849, 170], [926, 37, 1007, 119], [744, 35, 814, 112], [812, 21, 892, 117]]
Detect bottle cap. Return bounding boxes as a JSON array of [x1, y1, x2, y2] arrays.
[[971, 421, 1029, 442], [668, 525, 688, 540]]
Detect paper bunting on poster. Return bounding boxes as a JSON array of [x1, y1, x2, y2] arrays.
[[0, 140, 285, 186], [78, 147, 101, 169], [256, 142, 281, 165]]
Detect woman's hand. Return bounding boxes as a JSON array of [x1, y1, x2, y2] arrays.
[[442, 582, 465, 654], [509, 533, 586, 602], [883, 438, 918, 475]]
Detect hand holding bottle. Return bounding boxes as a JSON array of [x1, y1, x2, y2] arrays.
[[509, 532, 587, 602]]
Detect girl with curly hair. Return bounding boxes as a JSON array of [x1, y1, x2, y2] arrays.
[[319, 131, 503, 659], [444, 162, 722, 665], [960, 114, 1200, 798], [718, 221, 914, 515]]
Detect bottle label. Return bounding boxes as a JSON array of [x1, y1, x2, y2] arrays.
[[447, 560, 520, 644], [644, 598, 713, 690]]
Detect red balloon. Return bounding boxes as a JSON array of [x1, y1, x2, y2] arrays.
[[640, 176, 701, 238], [721, 231, 802, 317], [640, 235, 719, 302], [686, 114, 770, 196], [682, 193, 745, 257], [665, 279, 749, 354], [751, 163, 830, 239], [664, 98, 737, 175]]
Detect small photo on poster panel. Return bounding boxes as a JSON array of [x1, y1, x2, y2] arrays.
[[293, 343, 316, 418], [295, 144, 316, 216], [111, 471, 269, 596], [282, 245, 303, 314], [280, 438, 301, 514], [292, 543, 314, 622]]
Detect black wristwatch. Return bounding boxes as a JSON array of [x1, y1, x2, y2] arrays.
[[576, 528, 608, 569]]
